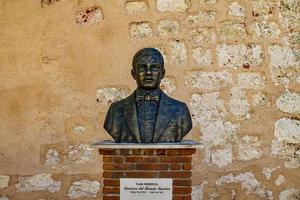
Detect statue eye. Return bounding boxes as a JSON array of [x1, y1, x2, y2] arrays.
[[151, 64, 159, 71], [137, 64, 147, 72]]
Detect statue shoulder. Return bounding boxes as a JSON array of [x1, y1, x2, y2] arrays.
[[161, 92, 188, 108]]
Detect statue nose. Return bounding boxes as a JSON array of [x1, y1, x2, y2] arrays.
[[146, 64, 152, 74]]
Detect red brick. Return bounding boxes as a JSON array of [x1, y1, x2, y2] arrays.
[[159, 171, 192, 178], [173, 195, 191, 200], [126, 156, 158, 163], [130, 149, 144, 155], [120, 149, 130, 155], [136, 163, 169, 170], [103, 156, 124, 163], [126, 171, 158, 178], [103, 163, 135, 170], [167, 149, 196, 156], [103, 195, 120, 200], [170, 164, 181, 170], [104, 179, 120, 187], [99, 149, 120, 155], [182, 163, 192, 170], [103, 187, 120, 194], [173, 186, 192, 194], [173, 179, 192, 186], [157, 149, 166, 155], [160, 156, 192, 163], [144, 149, 154, 155], [103, 171, 125, 178], [103, 171, 113, 178]]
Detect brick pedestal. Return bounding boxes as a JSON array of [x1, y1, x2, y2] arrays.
[[93, 141, 202, 200]]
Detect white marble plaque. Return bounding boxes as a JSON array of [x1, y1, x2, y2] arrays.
[[120, 178, 172, 200]]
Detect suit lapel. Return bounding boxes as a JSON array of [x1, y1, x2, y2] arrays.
[[153, 92, 171, 143], [124, 93, 141, 143]]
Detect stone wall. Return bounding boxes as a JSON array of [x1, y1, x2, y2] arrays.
[[0, 0, 299, 199]]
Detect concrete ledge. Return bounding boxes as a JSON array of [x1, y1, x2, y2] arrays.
[[91, 140, 204, 149]]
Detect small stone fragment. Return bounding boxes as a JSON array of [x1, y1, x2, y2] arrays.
[[279, 0, 300, 30], [125, 1, 148, 14], [73, 126, 86, 134], [46, 149, 60, 167], [189, 27, 216, 46], [75, 6, 103, 25], [200, 0, 216, 4], [157, 19, 180, 36], [252, 92, 271, 107], [67, 180, 100, 200], [187, 10, 216, 25], [156, 0, 189, 12], [0, 195, 9, 200], [15, 174, 61, 193], [41, 0, 59, 7], [217, 44, 263, 68], [129, 22, 153, 39], [192, 48, 213, 67], [0, 175, 9, 189], [160, 77, 176, 95], [230, 87, 251, 120], [219, 20, 247, 40], [276, 92, 300, 114], [283, 32, 300, 46], [274, 118, 300, 143], [249, 21, 281, 39], [228, 2, 246, 17], [262, 166, 280, 180], [96, 87, 130, 105], [237, 72, 266, 89], [275, 175, 285, 186], [279, 188, 300, 200], [185, 70, 232, 90], [169, 40, 187, 67], [238, 135, 263, 160], [211, 146, 233, 168]]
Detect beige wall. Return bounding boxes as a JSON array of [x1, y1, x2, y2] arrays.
[[0, 0, 299, 199]]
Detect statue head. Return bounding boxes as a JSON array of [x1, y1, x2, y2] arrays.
[[131, 48, 165, 91]]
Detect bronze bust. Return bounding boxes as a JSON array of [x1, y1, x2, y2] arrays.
[[104, 48, 192, 143]]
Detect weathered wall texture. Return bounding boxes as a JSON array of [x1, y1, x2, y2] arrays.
[[0, 0, 299, 199]]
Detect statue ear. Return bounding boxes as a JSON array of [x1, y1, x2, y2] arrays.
[[161, 68, 165, 79]]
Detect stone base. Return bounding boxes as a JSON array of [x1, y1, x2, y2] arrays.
[[93, 141, 203, 200]]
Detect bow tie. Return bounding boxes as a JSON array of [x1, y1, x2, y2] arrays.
[[136, 90, 160, 102]]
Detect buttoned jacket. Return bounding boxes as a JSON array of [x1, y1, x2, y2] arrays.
[[103, 90, 192, 143]]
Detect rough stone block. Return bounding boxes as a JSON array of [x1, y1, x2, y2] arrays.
[[249, 21, 281, 39], [75, 6, 103, 25], [192, 47, 213, 67], [237, 72, 266, 89], [189, 27, 216, 46], [275, 175, 285, 186], [156, 0, 190, 12], [67, 180, 100, 199], [46, 149, 60, 167], [125, 1, 148, 14], [279, 188, 300, 200], [216, 172, 273, 199], [161, 77, 176, 95], [274, 118, 300, 143], [64, 144, 96, 166], [186, 11, 216, 25], [190, 92, 227, 124], [252, 0, 276, 18], [283, 32, 300, 46], [192, 182, 206, 200], [185, 71, 232, 90], [217, 44, 263, 68], [0, 175, 9, 189], [15, 174, 61, 193], [0, 195, 9, 200], [279, 0, 300, 30], [219, 20, 247, 40], [157, 19, 180, 36], [169, 40, 187, 67], [230, 87, 251, 120], [252, 91, 271, 107], [129, 22, 153, 39], [96, 87, 130, 105], [276, 92, 300, 114], [238, 135, 263, 160], [199, 0, 216, 4], [211, 146, 233, 168], [228, 2, 246, 17], [269, 45, 300, 85]]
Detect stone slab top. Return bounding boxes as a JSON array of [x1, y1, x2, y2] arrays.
[[91, 140, 204, 149]]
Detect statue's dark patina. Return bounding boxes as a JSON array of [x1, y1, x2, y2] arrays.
[[104, 48, 192, 143]]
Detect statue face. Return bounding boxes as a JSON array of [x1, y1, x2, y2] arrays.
[[132, 51, 165, 91]]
